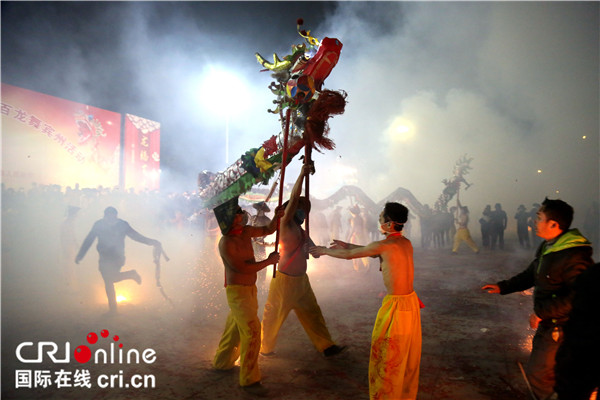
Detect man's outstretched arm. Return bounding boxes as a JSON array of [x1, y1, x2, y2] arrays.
[[75, 226, 97, 263], [126, 224, 160, 246], [281, 163, 313, 225]]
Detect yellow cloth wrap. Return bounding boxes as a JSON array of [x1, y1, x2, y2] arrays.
[[452, 227, 479, 253], [369, 292, 422, 400], [213, 285, 261, 387], [254, 147, 273, 173], [261, 272, 335, 354]]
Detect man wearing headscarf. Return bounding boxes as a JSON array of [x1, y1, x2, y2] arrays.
[[212, 197, 284, 396]]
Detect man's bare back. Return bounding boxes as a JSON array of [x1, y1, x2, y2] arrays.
[[218, 205, 284, 286]]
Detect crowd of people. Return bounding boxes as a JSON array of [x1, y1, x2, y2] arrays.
[[2, 181, 599, 399], [1, 183, 203, 234], [3, 182, 597, 257], [478, 202, 534, 251]]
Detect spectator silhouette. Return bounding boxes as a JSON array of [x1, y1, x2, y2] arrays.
[[515, 204, 531, 249], [75, 206, 161, 315], [479, 205, 492, 249], [490, 203, 507, 250]]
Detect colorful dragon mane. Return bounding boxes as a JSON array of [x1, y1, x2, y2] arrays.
[[198, 19, 347, 209]]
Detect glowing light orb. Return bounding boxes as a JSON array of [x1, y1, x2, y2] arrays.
[[386, 117, 415, 143], [116, 295, 127, 303], [199, 67, 250, 117], [537, 169, 542, 174]]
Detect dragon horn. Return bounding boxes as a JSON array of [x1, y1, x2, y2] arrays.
[[255, 52, 292, 71], [296, 18, 320, 47]]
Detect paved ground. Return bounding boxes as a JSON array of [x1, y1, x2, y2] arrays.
[[2, 239, 538, 399]]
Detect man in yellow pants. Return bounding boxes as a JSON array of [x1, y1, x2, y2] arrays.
[[261, 164, 346, 358], [451, 193, 479, 254], [311, 202, 422, 400], [212, 197, 284, 395]]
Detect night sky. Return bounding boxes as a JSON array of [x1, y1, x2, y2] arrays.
[[2, 1, 598, 222]]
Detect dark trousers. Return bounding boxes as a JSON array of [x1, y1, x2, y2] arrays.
[[481, 228, 490, 248], [99, 258, 134, 312], [526, 324, 562, 400], [517, 225, 530, 248], [555, 334, 599, 400], [490, 227, 504, 250]]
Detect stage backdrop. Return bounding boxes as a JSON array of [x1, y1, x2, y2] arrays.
[[1, 83, 160, 191]]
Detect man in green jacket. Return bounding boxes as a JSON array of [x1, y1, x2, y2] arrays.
[[482, 198, 593, 400]]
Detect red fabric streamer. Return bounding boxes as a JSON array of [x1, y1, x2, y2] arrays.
[[262, 135, 278, 157], [304, 90, 347, 152]]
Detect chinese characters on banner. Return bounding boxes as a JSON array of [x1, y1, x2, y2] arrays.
[[1, 83, 161, 191], [1, 83, 121, 189], [123, 114, 161, 192]]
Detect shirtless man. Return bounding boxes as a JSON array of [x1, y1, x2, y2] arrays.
[[212, 197, 284, 395], [311, 202, 421, 400], [250, 202, 273, 295], [451, 192, 479, 254], [260, 163, 345, 358]]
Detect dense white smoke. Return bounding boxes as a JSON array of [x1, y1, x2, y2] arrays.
[[3, 2, 597, 223], [1, 4, 598, 398]]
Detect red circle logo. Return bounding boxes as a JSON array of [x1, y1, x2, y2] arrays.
[[74, 345, 91, 363]]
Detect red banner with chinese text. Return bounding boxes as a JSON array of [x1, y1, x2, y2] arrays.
[[123, 114, 160, 192], [1, 83, 121, 189]]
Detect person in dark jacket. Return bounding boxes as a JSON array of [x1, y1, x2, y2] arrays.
[[490, 203, 508, 250], [515, 204, 531, 249], [482, 198, 593, 400], [553, 262, 600, 400], [75, 206, 161, 314], [479, 205, 492, 249]]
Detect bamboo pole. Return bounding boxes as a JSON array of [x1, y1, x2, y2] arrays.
[[304, 144, 312, 246], [273, 108, 291, 278]]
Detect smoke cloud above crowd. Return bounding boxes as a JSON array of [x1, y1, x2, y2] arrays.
[[2, 1, 598, 220]]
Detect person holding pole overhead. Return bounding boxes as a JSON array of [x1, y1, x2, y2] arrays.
[[260, 162, 346, 358]]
